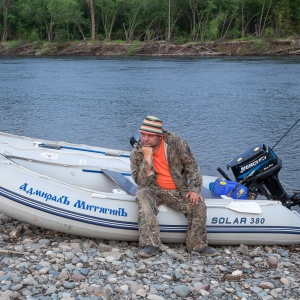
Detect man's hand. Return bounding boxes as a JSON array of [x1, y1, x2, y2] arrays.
[[142, 146, 153, 165], [186, 191, 204, 205]]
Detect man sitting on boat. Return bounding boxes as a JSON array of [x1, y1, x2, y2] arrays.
[[130, 116, 218, 258]]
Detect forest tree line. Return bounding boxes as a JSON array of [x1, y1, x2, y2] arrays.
[[1, 0, 300, 44]]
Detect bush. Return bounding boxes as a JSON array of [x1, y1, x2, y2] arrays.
[[253, 39, 270, 52], [127, 42, 143, 55], [29, 30, 40, 41], [263, 27, 275, 38], [55, 29, 69, 42]]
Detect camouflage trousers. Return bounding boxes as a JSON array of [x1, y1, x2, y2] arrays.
[[136, 186, 208, 252]]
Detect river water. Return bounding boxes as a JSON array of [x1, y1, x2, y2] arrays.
[[0, 56, 299, 193]]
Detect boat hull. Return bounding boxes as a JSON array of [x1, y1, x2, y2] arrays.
[[1, 157, 299, 245]]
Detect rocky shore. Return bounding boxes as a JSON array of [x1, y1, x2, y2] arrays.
[[1, 38, 300, 57], [0, 213, 300, 300]]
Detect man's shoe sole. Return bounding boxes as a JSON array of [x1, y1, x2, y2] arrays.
[[139, 250, 159, 258], [199, 252, 219, 257]]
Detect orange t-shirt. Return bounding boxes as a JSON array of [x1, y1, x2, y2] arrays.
[[152, 141, 177, 190]]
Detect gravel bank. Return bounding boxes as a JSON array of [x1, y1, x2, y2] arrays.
[[0, 213, 300, 300]]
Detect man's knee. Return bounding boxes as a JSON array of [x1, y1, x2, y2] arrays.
[[136, 187, 159, 216], [136, 187, 153, 199], [136, 187, 157, 209], [198, 200, 206, 210], [192, 200, 207, 216]]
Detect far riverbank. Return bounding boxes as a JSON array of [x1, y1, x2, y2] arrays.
[[1, 38, 300, 57]]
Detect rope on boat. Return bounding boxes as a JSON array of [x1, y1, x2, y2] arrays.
[[0, 141, 130, 162]]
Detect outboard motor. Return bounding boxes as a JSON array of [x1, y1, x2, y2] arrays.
[[130, 127, 141, 148], [227, 144, 290, 203]]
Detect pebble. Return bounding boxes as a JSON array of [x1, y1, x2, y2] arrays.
[[268, 255, 278, 267], [1, 214, 300, 300]]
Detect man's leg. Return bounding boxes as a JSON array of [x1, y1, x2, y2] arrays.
[[159, 190, 208, 252], [185, 200, 208, 252], [136, 187, 161, 248]]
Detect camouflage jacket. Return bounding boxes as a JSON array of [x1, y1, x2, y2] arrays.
[[130, 130, 203, 193]]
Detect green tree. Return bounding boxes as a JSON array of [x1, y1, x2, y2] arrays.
[[289, 0, 300, 33], [1, 0, 14, 41], [186, 0, 218, 41], [139, 0, 167, 41], [18, 0, 51, 41], [166, 0, 187, 42], [218, 0, 240, 39], [122, 0, 144, 42], [1, 0, 300, 44], [273, 0, 300, 36], [85, 0, 96, 40], [255, 0, 273, 36], [239, 0, 250, 38], [237, 0, 273, 37], [48, 0, 85, 41], [96, 0, 125, 41]]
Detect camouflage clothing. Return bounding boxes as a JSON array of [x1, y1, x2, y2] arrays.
[[130, 130, 208, 252]]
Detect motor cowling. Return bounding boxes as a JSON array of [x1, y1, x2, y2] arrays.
[[228, 144, 289, 203], [130, 127, 140, 148]]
